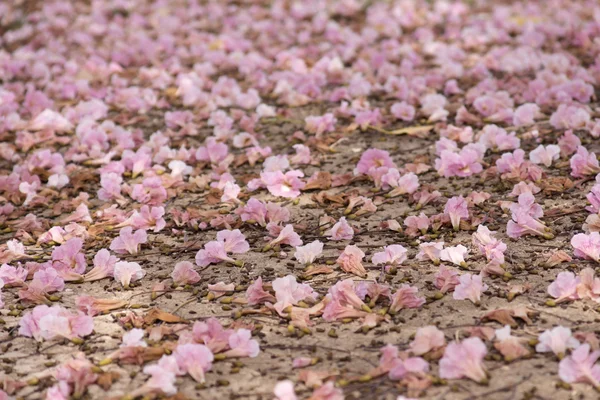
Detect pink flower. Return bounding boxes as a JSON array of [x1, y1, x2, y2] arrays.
[[381, 170, 419, 196], [389, 285, 425, 314], [417, 242, 444, 264], [440, 245, 469, 267], [472, 225, 507, 264], [192, 318, 233, 353], [391, 102, 415, 121], [513, 103, 539, 126], [389, 356, 429, 380], [0, 263, 27, 286], [19, 268, 65, 304], [217, 229, 250, 253], [196, 137, 229, 165], [453, 274, 488, 305], [494, 325, 530, 361], [109, 227, 147, 255], [536, 326, 580, 357], [272, 275, 317, 315], [550, 104, 591, 130], [559, 344, 600, 388], [97, 173, 124, 202], [439, 337, 488, 383], [305, 113, 336, 137], [261, 170, 305, 198], [208, 282, 235, 299], [308, 381, 344, 400], [245, 277, 276, 306], [76, 296, 127, 317], [141, 356, 178, 396], [434, 265, 461, 293], [52, 238, 86, 275], [126, 206, 166, 233], [435, 148, 483, 178], [327, 217, 354, 241], [195, 230, 249, 267], [570, 146, 600, 178], [530, 144, 560, 167], [290, 144, 311, 165], [83, 249, 118, 282], [354, 149, 396, 176], [507, 208, 552, 239], [496, 149, 525, 174], [329, 279, 368, 311], [268, 224, 302, 248], [28, 109, 73, 132], [572, 232, 600, 262], [558, 130, 581, 157], [444, 196, 469, 230], [587, 184, 600, 213], [174, 343, 214, 383], [171, 261, 201, 286], [54, 354, 98, 398], [371, 245, 408, 267], [336, 245, 367, 277], [220, 182, 241, 203], [409, 326, 446, 355], [223, 329, 260, 358], [19, 305, 93, 342], [195, 241, 237, 267], [294, 240, 323, 265], [404, 213, 430, 236], [236, 198, 268, 225], [510, 181, 540, 197], [478, 125, 520, 151], [548, 271, 579, 303], [274, 380, 297, 400], [122, 328, 147, 348], [113, 261, 146, 288]]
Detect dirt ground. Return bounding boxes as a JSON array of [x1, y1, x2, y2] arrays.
[[2, 0, 600, 400]]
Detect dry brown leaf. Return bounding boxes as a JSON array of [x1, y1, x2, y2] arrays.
[[388, 125, 434, 137], [304, 171, 332, 190], [143, 308, 187, 325], [97, 372, 121, 391]]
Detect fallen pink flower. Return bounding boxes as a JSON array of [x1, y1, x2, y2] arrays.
[[246, 277, 276, 305], [171, 261, 201, 286], [440, 244, 469, 268], [222, 329, 260, 358], [409, 326, 446, 356], [571, 146, 600, 178], [272, 275, 317, 315], [109, 227, 147, 255], [530, 144, 560, 167], [548, 271, 580, 303], [52, 238, 86, 275], [83, 249, 118, 282], [439, 337, 488, 383], [453, 274, 488, 305], [326, 217, 354, 241], [268, 224, 303, 248], [389, 285, 425, 314], [559, 344, 600, 388], [208, 282, 235, 299], [354, 149, 396, 176], [113, 261, 146, 288], [572, 232, 600, 262], [294, 240, 323, 265], [434, 265, 461, 293], [417, 242, 444, 264], [494, 325, 530, 361], [274, 380, 298, 400], [404, 213, 430, 237], [174, 343, 214, 383], [536, 326, 580, 358], [76, 295, 127, 316], [53, 354, 98, 399], [19, 305, 93, 342], [336, 245, 367, 278], [444, 196, 469, 231]]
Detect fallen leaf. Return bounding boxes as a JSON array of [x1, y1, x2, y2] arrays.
[[304, 171, 332, 190], [387, 125, 434, 137], [97, 372, 121, 391], [143, 308, 187, 325]]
